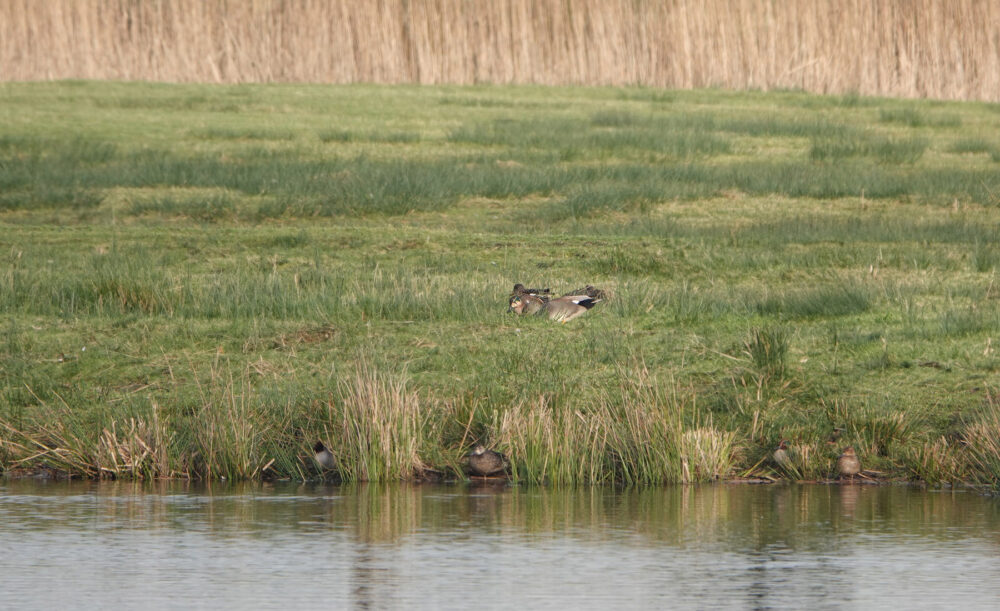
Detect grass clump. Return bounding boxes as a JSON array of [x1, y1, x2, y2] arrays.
[[810, 132, 928, 163], [678, 428, 739, 482], [879, 108, 961, 128], [755, 283, 872, 319], [0, 393, 182, 480], [193, 127, 297, 141], [318, 363, 430, 481], [499, 396, 610, 485], [744, 327, 790, 381], [901, 437, 968, 486], [963, 394, 1000, 489], [948, 138, 997, 155]]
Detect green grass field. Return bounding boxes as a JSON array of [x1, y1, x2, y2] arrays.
[[1, 81, 999, 485]]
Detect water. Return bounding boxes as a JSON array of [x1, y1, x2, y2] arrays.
[[1, 479, 999, 609]]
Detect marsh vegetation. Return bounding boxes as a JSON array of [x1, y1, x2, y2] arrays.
[[3, 1, 999, 101], [1, 82, 999, 485]]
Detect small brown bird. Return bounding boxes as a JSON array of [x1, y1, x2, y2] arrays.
[[772, 440, 799, 478], [466, 445, 508, 477], [313, 441, 336, 470], [837, 446, 861, 480]]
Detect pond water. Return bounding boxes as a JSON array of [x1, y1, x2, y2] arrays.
[[1, 479, 999, 609]]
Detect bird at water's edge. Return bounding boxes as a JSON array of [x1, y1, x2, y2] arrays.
[[314, 441, 336, 470], [837, 446, 861, 480], [772, 439, 800, 478], [466, 445, 508, 477]]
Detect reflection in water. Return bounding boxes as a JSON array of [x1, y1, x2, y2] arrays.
[[1, 479, 999, 608]]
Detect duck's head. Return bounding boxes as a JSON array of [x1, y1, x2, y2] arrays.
[[467, 444, 487, 457], [841, 446, 856, 456], [777, 440, 790, 450], [508, 295, 526, 314]]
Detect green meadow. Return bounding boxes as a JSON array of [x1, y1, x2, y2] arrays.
[[1, 81, 999, 485]]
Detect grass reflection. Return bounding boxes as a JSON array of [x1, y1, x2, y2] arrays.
[[2, 480, 997, 551]]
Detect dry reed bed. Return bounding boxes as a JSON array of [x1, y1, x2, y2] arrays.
[[2, 0, 999, 101]]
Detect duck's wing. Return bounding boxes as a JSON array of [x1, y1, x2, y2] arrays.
[[559, 295, 600, 309]]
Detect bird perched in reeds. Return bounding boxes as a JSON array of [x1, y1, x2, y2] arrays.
[[313, 441, 336, 470], [772, 440, 800, 478], [466, 445, 508, 477], [836, 446, 861, 480]]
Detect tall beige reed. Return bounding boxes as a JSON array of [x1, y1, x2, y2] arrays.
[[2, 1, 998, 101]]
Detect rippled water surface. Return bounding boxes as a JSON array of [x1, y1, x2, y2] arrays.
[[2, 479, 999, 609]]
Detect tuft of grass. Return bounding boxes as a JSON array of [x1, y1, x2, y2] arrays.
[[192, 127, 297, 141], [901, 437, 968, 486], [590, 110, 642, 127], [778, 441, 834, 481], [0, 398, 176, 479], [963, 392, 1000, 489], [940, 307, 997, 338], [317, 129, 355, 143], [678, 427, 739, 482], [970, 241, 999, 273], [498, 396, 610, 485], [756, 283, 872, 319], [841, 399, 922, 459], [948, 138, 997, 155], [744, 326, 790, 381], [318, 129, 421, 144], [591, 246, 669, 276], [450, 116, 731, 159], [606, 376, 686, 485], [130, 193, 237, 222], [879, 108, 962, 128], [810, 132, 928, 164], [320, 362, 431, 482]]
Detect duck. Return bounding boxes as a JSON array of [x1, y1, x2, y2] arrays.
[[466, 445, 508, 477], [508, 284, 605, 322], [509, 293, 601, 322], [313, 441, 336, 470], [772, 439, 799, 478], [508, 292, 547, 315], [539, 293, 602, 322], [836, 446, 861, 480], [564, 285, 606, 300], [511, 283, 551, 298]]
